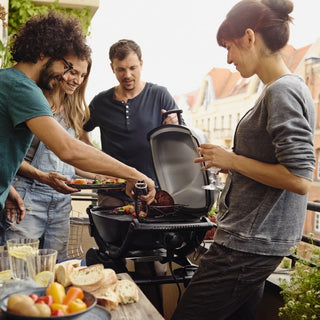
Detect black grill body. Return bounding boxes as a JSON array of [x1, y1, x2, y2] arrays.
[[86, 116, 216, 273]]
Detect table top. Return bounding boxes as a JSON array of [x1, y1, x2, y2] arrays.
[[111, 273, 164, 320], [0, 273, 164, 320]]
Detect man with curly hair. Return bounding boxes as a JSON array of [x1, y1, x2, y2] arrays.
[[0, 11, 156, 244]]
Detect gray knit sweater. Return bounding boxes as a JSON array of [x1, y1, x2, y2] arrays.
[[215, 74, 315, 256]]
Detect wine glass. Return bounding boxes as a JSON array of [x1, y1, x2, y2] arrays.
[[202, 167, 223, 190]]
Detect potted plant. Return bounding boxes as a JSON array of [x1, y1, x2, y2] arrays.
[[278, 236, 320, 320]]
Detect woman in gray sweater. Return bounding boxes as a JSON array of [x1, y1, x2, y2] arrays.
[[171, 0, 315, 319]]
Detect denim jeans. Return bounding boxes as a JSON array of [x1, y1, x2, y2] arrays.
[[0, 209, 9, 246], [6, 181, 71, 261], [170, 242, 282, 320], [6, 120, 75, 261]]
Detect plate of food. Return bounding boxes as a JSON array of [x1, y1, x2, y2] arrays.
[[0, 285, 97, 319], [66, 178, 126, 190]]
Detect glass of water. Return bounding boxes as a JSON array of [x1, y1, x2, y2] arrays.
[[6, 238, 39, 280]]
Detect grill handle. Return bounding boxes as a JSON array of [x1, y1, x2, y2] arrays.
[[162, 109, 183, 125]]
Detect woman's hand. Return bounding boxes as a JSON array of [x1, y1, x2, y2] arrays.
[[42, 172, 80, 194], [195, 144, 233, 172], [196, 144, 311, 195]]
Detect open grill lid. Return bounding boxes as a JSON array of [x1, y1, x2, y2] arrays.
[[148, 124, 215, 216]]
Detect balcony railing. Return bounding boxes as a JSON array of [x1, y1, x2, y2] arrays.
[[285, 201, 320, 269], [303, 201, 320, 247], [212, 128, 234, 139]]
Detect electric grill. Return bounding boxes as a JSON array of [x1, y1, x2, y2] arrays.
[[85, 111, 216, 274]]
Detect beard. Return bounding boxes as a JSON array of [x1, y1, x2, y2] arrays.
[[121, 78, 135, 91], [37, 59, 61, 91]]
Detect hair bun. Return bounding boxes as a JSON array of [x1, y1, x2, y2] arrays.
[[263, 0, 293, 21]]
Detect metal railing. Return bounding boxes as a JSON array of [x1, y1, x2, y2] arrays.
[[287, 201, 320, 268], [302, 201, 320, 247]]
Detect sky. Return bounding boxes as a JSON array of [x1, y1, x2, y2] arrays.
[[85, 0, 320, 102]]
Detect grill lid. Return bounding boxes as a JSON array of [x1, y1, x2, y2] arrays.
[[148, 124, 215, 215]]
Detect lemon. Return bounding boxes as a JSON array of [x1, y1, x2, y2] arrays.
[[34, 270, 54, 287], [8, 245, 37, 260], [0, 270, 13, 281], [8, 248, 26, 259]]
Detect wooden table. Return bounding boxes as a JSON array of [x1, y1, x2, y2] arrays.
[[111, 273, 164, 320], [0, 273, 164, 320]]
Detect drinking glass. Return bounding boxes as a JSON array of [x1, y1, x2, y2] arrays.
[[0, 250, 19, 300], [0, 250, 12, 282], [26, 248, 57, 287], [202, 167, 224, 190], [6, 238, 39, 280]]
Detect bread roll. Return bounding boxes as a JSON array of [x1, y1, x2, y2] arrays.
[[54, 259, 82, 287], [115, 279, 139, 304], [89, 268, 118, 295], [69, 263, 105, 292], [96, 289, 120, 311]]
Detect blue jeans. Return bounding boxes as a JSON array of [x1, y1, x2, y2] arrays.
[[5, 181, 71, 261], [3, 118, 75, 260], [171, 242, 282, 320], [0, 209, 9, 246]]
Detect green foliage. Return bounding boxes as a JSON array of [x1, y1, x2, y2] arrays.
[[279, 240, 320, 320], [0, 4, 9, 68], [0, 39, 11, 68], [8, 0, 92, 35], [0, 0, 92, 68], [8, 0, 48, 35]]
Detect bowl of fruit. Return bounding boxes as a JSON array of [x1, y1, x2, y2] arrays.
[[0, 282, 96, 319]]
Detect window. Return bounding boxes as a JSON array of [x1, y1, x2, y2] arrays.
[[315, 212, 320, 233]]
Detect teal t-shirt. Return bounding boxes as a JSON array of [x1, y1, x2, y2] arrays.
[[0, 68, 53, 209]]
